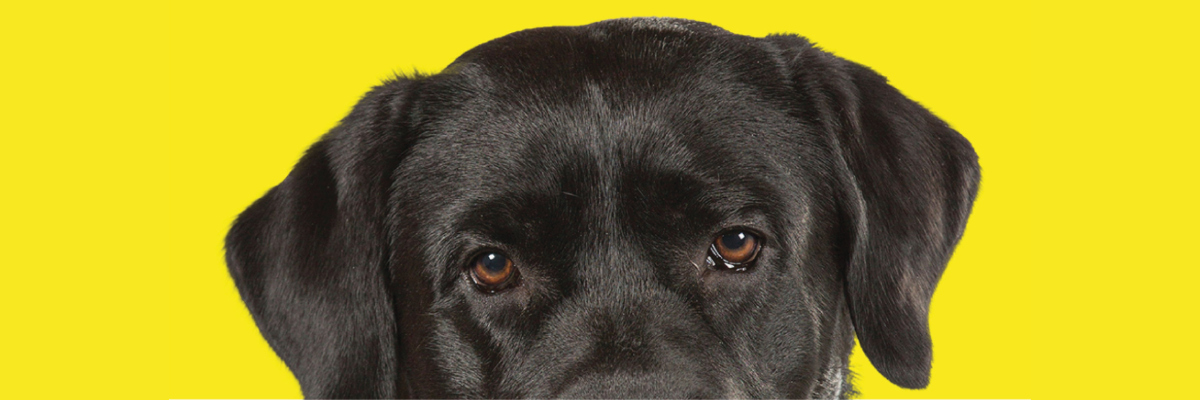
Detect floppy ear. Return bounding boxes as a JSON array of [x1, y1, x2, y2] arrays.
[[225, 78, 416, 398], [770, 36, 980, 389]]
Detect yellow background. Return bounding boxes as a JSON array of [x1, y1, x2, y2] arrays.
[[1, 1, 1194, 399]]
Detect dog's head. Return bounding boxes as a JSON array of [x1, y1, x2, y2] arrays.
[[225, 18, 979, 398]]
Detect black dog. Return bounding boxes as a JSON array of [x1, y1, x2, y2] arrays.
[[226, 18, 979, 399]]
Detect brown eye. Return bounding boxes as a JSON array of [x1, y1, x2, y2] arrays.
[[469, 251, 518, 291], [711, 231, 761, 268]]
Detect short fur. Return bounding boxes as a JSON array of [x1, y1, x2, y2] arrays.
[[226, 18, 979, 399]]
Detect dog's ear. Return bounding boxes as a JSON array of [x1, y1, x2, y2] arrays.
[[225, 78, 417, 398], [769, 36, 980, 389]]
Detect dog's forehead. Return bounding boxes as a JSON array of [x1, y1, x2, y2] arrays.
[[442, 17, 782, 108], [415, 20, 794, 169], [394, 20, 810, 254], [454, 18, 734, 74]]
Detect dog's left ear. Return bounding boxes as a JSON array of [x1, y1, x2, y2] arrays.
[[768, 36, 981, 389], [225, 78, 417, 398]]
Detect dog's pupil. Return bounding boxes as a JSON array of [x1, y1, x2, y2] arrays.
[[481, 253, 507, 273], [721, 232, 748, 250]]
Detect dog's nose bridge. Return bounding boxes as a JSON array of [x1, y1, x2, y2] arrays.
[[554, 369, 720, 398], [524, 247, 752, 398], [574, 310, 660, 371], [549, 299, 723, 398], [571, 229, 664, 283]]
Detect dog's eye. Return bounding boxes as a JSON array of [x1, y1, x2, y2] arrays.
[[468, 251, 518, 292], [709, 231, 761, 270]]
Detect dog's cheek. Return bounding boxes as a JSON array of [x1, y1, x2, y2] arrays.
[[442, 277, 564, 395], [761, 280, 826, 394], [428, 309, 488, 397]]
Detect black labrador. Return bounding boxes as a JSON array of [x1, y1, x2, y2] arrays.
[[226, 18, 980, 399]]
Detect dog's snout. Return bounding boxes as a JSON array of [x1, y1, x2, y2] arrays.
[[587, 313, 656, 370], [542, 292, 727, 398], [552, 319, 715, 398], [555, 370, 719, 399]]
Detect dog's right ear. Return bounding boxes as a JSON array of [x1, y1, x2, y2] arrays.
[[225, 78, 417, 398], [767, 35, 980, 389]]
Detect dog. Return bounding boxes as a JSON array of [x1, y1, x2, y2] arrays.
[[225, 17, 980, 399]]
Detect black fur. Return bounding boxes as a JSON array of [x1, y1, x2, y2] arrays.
[[226, 18, 979, 398]]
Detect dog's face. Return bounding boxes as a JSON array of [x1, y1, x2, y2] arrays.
[[226, 18, 979, 399]]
